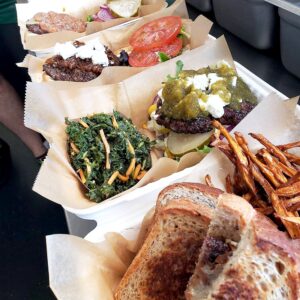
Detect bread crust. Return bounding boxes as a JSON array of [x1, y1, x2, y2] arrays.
[[162, 198, 214, 221], [251, 213, 300, 262], [115, 195, 217, 300], [157, 183, 223, 204], [156, 182, 223, 216]]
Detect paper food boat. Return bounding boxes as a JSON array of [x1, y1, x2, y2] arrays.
[[16, 0, 188, 52], [19, 15, 213, 85]]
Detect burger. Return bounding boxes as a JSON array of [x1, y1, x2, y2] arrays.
[[42, 39, 129, 82], [147, 61, 258, 158]]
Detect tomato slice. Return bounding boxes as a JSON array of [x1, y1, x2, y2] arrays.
[[129, 37, 183, 67], [129, 16, 182, 51]]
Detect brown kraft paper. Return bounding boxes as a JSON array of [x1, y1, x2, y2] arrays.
[[46, 207, 155, 300]]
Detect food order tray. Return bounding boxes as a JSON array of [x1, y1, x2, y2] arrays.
[[60, 60, 288, 243], [47, 86, 300, 300]]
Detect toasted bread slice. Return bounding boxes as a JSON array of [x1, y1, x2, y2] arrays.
[[186, 193, 255, 299], [141, 183, 223, 247], [186, 194, 300, 300], [156, 183, 223, 213], [206, 214, 300, 300], [115, 186, 221, 300]]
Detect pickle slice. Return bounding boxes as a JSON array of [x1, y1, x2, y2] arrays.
[[108, 0, 141, 18], [167, 130, 213, 155]]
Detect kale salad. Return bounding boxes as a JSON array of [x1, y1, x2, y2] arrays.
[[66, 111, 152, 203]]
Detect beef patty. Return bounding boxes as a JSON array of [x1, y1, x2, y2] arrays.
[[26, 23, 48, 35], [27, 11, 86, 34], [43, 47, 121, 82], [156, 100, 256, 134]]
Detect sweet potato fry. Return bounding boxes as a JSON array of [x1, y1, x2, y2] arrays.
[[252, 198, 268, 208], [213, 121, 247, 165], [276, 181, 300, 197], [284, 152, 300, 165], [117, 173, 129, 182], [225, 174, 233, 193], [271, 192, 300, 239], [233, 170, 248, 195], [256, 207, 274, 215], [205, 174, 214, 187], [249, 162, 273, 202], [277, 141, 300, 151], [277, 161, 297, 177], [215, 143, 236, 164], [258, 149, 296, 178], [210, 129, 221, 146], [258, 149, 288, 184], [210, 125, 300, 238], [279, 172, 300, 188], [212, 121, 257, 195], [250, 133, 292, 167], [238, 159, 258, 196], [284, 196, 300, 212], [242, 192, 253, 202], [278, 216, 300, 225], [235, 132, 280, 188]]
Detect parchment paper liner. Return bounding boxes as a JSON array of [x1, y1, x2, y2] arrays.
[[47, 207, 154, 300], [18, 14, 213, 84], [16, 0, 188, 51], [25, 36, 238, 210], [47, 206, 153, 300], [47, 95, 300, 299]]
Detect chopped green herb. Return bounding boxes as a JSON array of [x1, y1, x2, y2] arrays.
[[158, 52, 170, 62], [86, 15, 93, 22], [178, 26, 191, 39], [196, 145, 212, 154], [166, 60, 184, 81], [175, 60, 184, 76], [66, 111, 152, 203]]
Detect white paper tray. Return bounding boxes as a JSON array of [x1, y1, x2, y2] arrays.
[[60, 61, 289, 243]]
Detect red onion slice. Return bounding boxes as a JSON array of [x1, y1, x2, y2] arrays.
[[93, 5, 115, 22]]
